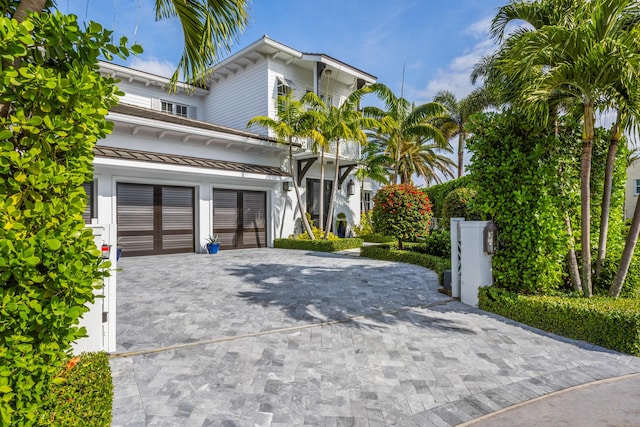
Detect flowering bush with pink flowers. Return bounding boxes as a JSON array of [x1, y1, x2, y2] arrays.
[[371, 184, 432, 249]]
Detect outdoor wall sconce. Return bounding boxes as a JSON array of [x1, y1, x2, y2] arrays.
[[483, 221, 498, 255], [346, 179, 355, 196], [283, 181, 291, 192]]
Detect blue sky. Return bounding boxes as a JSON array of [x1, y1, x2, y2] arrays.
[[57, 0, 507, 104]]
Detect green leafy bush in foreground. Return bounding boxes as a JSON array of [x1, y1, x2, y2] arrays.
[[360, 245, 450, 286], [40, 352, 112, 426], [0, 11, 137, 424], [274, 238, 363, 252], [479, 287, 640, 356]]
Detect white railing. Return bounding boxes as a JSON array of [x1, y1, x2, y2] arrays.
[[298, 138, 360, 161]]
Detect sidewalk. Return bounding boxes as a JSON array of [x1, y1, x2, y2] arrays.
[[463, 373, 640, 426]]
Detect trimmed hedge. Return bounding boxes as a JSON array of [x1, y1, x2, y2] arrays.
[[360, 245, 450, 286], [404, 231, 451, 258], [424, 175, 474, 220], [40, 352, 113, 426], [274, 238, 363, 252], [359, 234, 397, 244], [479, 287, 640, 356]]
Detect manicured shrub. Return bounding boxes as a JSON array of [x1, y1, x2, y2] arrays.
[[359, 234, 397, 244], [424, 175, 474, 221], [405, 230, 451, 258], [40, 352, 112, 426], [479, 287, 640, 357], [275, 238, 363, 252], [441, 187, 480, 228], [0, 11, 137, 424], [371, 184, 432, 249], [360, 245, 450, 286]]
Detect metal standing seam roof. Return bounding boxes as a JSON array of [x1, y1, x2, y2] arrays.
[[93, 145, 290, 177]]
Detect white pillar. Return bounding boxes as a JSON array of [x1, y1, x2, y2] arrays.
[[74, 224, 117, 354], [459, 221, 493, 307], [450, 218, 465, 298]]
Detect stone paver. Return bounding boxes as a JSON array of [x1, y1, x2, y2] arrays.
[[111, 249, 640, 426]]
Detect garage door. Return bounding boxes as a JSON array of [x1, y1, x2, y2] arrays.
[[212, 189, 266, 249], [117, 183, 195, 257]]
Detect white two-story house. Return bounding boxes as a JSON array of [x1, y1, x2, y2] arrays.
[[87, 36, 377, 256]]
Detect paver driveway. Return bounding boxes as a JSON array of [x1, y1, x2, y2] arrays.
[[110, 249, 640, 426]]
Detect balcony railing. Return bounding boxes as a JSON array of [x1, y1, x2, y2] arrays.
[[297, 138, 360, 161]]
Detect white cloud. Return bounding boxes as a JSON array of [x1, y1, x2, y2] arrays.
[[413, 19, 497, 103], [464, 16, 494, 39], [129, 57, 176, 79]]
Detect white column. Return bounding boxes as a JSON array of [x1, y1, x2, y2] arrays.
[[459, 221, 493, 307], [197, 182, 210, 253], [450, 218, 465, 298]]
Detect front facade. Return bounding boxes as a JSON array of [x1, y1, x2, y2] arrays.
[[88, 37, 377, 256]]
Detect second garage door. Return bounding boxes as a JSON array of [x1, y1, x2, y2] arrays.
[[117, 183, 195, 257], [212, 189, 266, 249]]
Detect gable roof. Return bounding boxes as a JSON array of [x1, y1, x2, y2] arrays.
[[208, 35, 377, 86]]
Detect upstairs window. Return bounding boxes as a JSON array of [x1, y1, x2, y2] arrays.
[[635, 179, 640, 196], [161, 100, 189, 117], [276, 77, 296, 97]]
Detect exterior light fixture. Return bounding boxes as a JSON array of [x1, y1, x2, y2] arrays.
[[483, 221, 498, 254], [346, 179, 355, 196], [283, 181, 291, 192]]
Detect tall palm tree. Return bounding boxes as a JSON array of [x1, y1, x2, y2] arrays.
[[432, 88, 492, 177], [364, 83, 449, 184], [247, 93, 319, 239], [489, 0, 640, 297], [304, 88, 377, 238]]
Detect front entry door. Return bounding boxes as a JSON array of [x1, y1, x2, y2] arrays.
[[306, 178, 332, 230], [212, 189, 266, 249], [117, 183, 195, 256]]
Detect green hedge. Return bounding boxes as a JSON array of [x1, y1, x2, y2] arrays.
[[360, 245, 450, 286], [359, 234, 397, 244], [479, 287, 640, 356], [40, 352, 112, 426], [274, 238, 363, 252], [424, 175, 474, 220], [404, 231, 451, 258]]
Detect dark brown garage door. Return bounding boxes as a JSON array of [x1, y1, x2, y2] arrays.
[[212, 189, 266, 249], [117, 183, 195, 257]]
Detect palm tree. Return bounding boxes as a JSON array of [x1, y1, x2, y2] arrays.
[[488, 0, 640, 297], [7, 1, 248, 86], [364, 83, 449, 184], [247, 93, 318, 239], [432, 88, 492, 177], [397, 138, 456, 185], [304, 88, 377, 238]]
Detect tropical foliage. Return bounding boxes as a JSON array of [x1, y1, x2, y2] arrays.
[[432, 89, 492, 177], [478, 0, 640, 297], [247, 93, 317, 239], [1, 1, 249, 423], [364, 83, 453, 185], [0, 9, 136, 424]]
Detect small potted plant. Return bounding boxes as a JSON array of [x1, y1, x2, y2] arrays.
[[336, 212, 347, 238], [116, 238, 124, 261], [205, 234, 220, 254]]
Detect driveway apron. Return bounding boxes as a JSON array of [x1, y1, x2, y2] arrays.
[[110, 249, 640, 426]]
